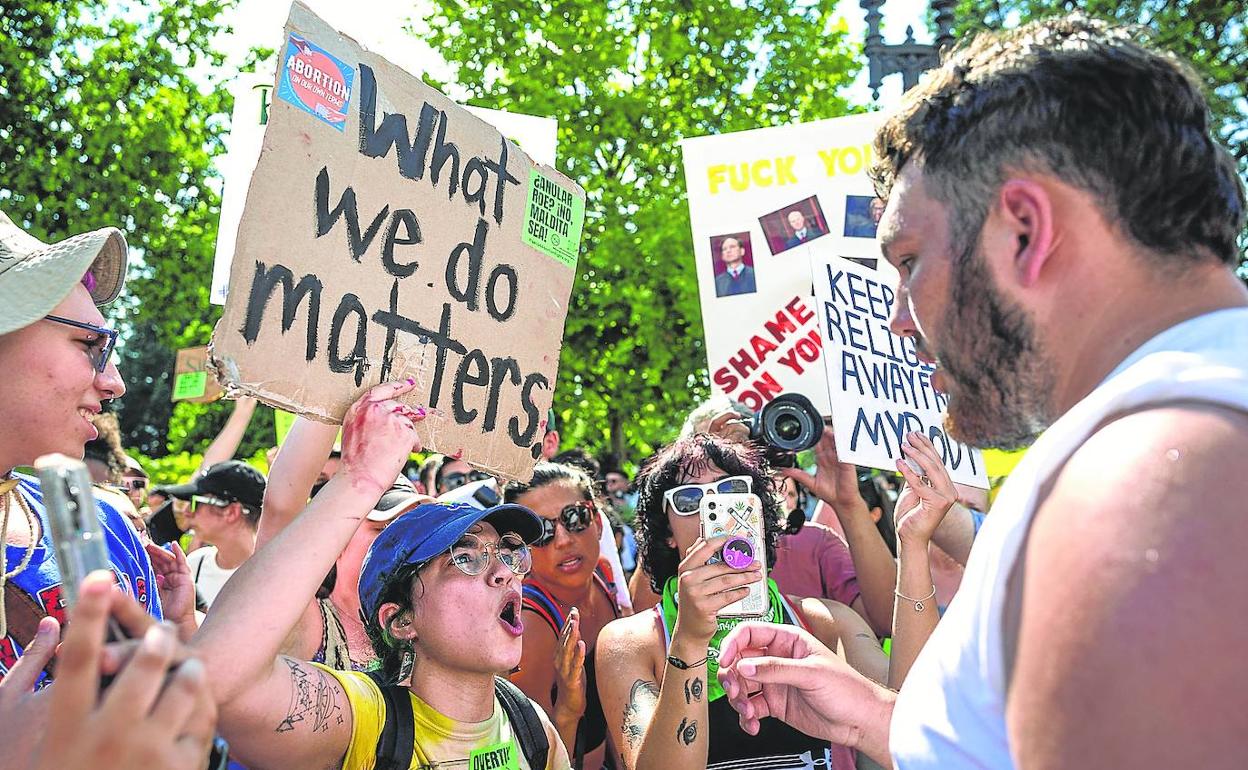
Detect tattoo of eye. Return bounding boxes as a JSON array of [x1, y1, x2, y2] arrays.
[[676, 717, 698, 746], [683, 676, 704, 703], [276, 658, 344, 733], [622, 679, 660, 748]]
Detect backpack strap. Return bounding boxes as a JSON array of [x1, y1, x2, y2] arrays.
[[365, 670, 414, 770], [494, 676, 550, 770]]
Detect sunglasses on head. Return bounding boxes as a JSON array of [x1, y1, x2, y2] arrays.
[[444, 531, 531, 576], [43, 315, 119, 373], [534, 499, 596, 547], [663, 475, 753, 515], [441, 469, 492, 492]]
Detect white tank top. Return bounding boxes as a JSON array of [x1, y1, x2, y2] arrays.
[[890, 308, 1248, 768]]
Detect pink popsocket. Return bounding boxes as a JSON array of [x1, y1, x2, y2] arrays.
[[721, 536, 756, 570]]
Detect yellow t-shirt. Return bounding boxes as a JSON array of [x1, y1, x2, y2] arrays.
[[316, 665, 571, 770]]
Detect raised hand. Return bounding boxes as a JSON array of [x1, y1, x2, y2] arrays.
[[673, 536, 762, 644], [553, 606, 587, 726], [145, 541, 197, 639], [338, 379, 426, 498], [894, 432, 957, 545]]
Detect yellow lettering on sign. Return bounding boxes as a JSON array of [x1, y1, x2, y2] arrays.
[[707, 156, 800, 194], [818, 144, 874, 177]]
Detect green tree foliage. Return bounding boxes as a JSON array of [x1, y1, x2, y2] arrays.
[[0, 0, 273, 460], [419, 0, 862, 467], [953, 0, 1247, 264]]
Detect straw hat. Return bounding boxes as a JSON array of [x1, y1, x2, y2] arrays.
[[0, 209, 128, 335]]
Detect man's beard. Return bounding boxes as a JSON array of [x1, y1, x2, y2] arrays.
[[935, 243, 1054, 450]]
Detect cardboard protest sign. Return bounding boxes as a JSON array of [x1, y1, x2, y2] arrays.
[[211, 1, 584, 481], [680, 113, 886, 414], [810, 246, 987, 488], [172, 347, 224, 403], [210, 64, 559, 306]]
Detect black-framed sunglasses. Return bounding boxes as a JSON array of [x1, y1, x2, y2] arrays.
[[441, 469, 492, 492], [44, 315, 118, 374], [534, 499, 596, 547]]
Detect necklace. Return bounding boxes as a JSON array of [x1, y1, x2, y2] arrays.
[[0, 476, 44, 638]]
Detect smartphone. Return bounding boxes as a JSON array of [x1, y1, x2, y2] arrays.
[[35, 455, 231, 770], [699, 492, 769, 618], [36, 454, 112, 609]]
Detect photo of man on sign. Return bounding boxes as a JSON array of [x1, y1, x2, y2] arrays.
[[711, 232, 757, 297]]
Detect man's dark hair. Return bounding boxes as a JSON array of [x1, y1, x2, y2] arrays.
[[871, 14, 1245, 269], [634, 433, 782, 594]]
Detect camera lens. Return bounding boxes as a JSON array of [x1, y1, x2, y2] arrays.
[[775, 414, 802, 442], [758, 393, 822, 452], [709, 512, 717, 521]]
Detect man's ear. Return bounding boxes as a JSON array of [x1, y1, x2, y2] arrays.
[[225, 502, 244, 524], [992, 178, 1056, 288]]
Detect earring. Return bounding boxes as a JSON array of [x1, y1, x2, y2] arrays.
[[398, 645, 415, 681]]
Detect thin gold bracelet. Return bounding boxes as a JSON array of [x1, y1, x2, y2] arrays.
[[895, 585, 936, 612]]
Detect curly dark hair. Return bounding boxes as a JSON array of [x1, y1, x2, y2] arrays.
[[635, 433, 783, 594], [871, 14, 1245, 270]]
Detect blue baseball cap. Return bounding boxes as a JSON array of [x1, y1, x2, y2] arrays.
[[358, 501, 542, 631]]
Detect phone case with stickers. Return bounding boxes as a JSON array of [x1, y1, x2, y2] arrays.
[[699, 493, 769, 618]]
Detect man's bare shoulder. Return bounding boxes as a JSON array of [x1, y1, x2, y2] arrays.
[[1007, 398, 1248, 765], [1037, 402, 1248, 547]]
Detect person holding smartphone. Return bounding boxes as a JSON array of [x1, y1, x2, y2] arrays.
[[0, 210, 168, 694], [595, 433, 886, 770]]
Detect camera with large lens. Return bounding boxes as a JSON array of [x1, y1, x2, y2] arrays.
[[749, 393, 824, 468]]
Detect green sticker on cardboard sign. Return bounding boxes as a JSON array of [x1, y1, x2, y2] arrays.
[[172, 371, 208, 400], [468, 740, 520, 770], [521, 169, 583, 269]]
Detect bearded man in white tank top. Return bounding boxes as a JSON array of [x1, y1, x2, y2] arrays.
[[714, 13, 1248, 770]]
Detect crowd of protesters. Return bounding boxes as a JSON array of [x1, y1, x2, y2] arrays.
[[1, 12, 1246, 770]]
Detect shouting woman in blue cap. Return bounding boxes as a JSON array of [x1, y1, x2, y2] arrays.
[[191, 380, 571, 770]]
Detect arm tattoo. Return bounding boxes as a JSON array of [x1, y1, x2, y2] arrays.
[[621, 678, 660, 748], [676, 717, 698, 746], [683, 676, 703, 704], [276, 659, 345, 733]]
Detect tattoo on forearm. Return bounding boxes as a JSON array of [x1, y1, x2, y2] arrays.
[[622, 678, 660, 748], [683, 676, 703, 703], [676, 717, 698, 746], [276, 659, 344, 733]]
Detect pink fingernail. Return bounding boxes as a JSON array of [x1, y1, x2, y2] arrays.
[[406, 377, 415, 386], [415, 407, 427, 417]]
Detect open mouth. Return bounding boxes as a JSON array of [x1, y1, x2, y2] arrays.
[[556, 554, 584, 573], [498, 591, 523, 636]]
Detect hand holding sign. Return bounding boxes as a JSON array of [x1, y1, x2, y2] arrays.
[[338, 379, 426, 501]]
